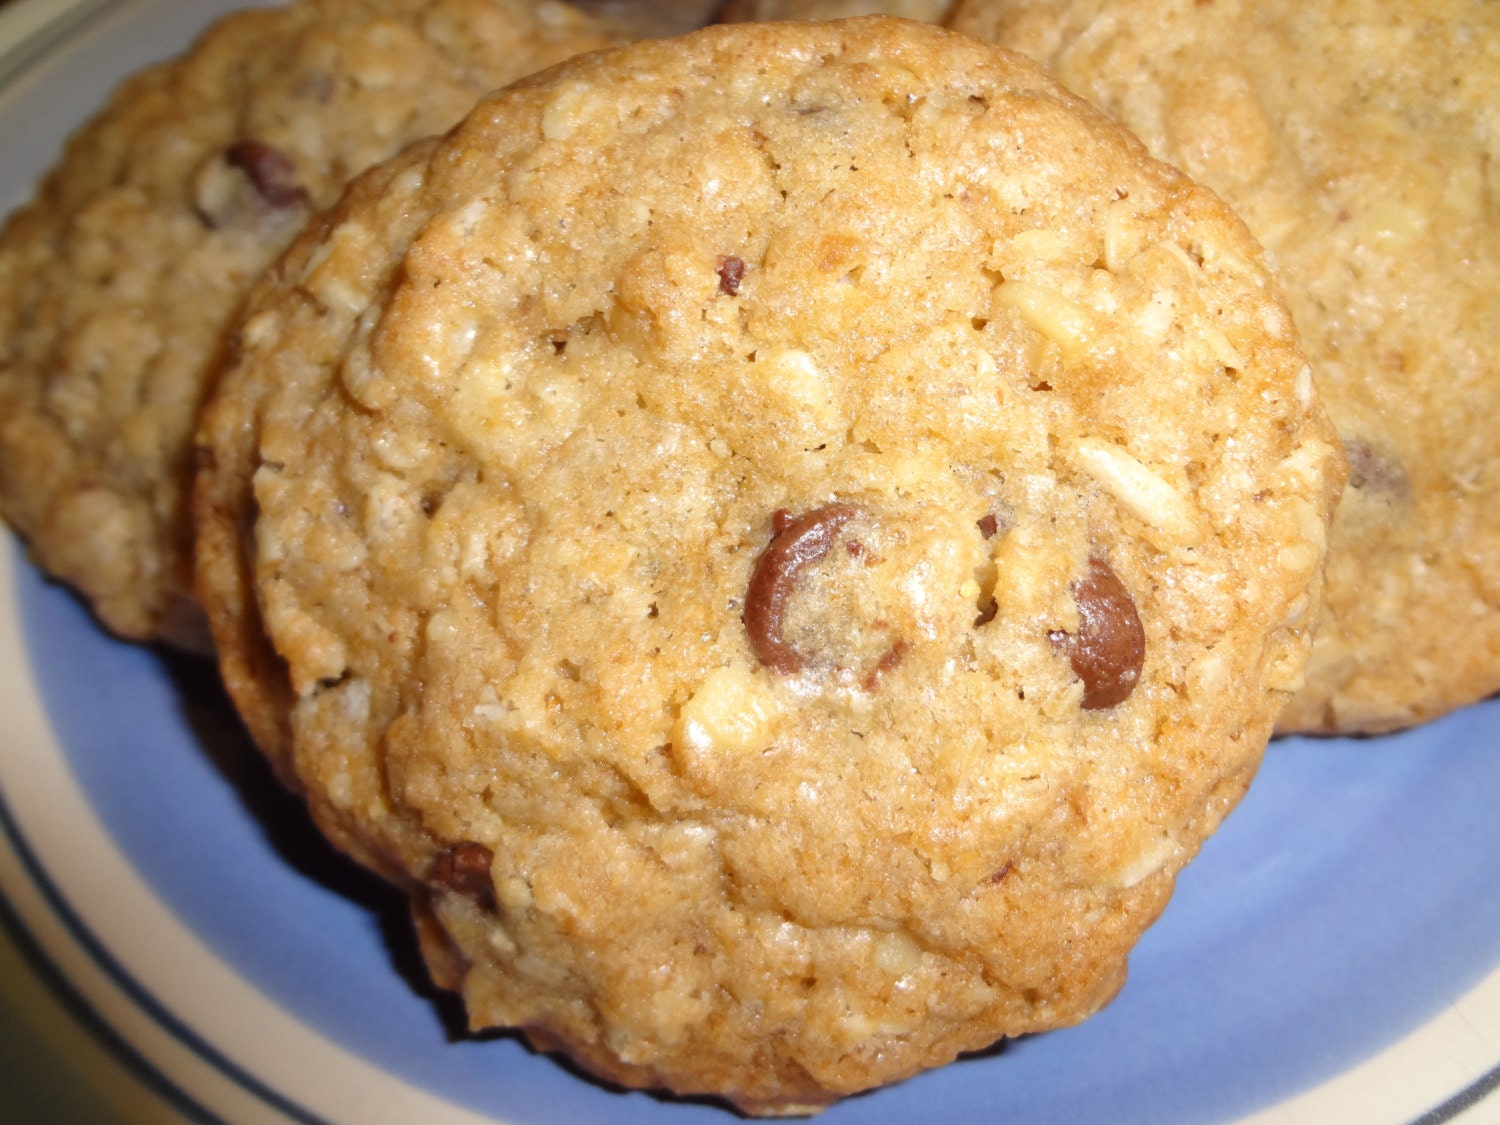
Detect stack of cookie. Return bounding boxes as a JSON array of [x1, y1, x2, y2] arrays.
[[0, 0, 1489, 1114]]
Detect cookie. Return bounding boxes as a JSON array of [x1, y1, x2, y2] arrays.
[[195, 17, 1340, 1113], [721, 0, 953, 24], [0, 0, 625, 648], [950, 0, 1500, 734]]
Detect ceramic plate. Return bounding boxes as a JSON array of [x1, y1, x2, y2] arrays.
[[1, 0, 1499, 1121]]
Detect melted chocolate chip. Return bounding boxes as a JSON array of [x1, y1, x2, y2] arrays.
[[986, 860, 1014, 884], [431, 842, 494, 902], [860, 639, 909, 692], [716, 255, 746, 296], [1050, 558, 1145, 710], [743, 502, 859, 674], [1344, 437, 1410, 501], [226, 140, 308, 209]]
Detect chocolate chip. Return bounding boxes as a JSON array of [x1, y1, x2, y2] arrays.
[[1343, 437, 1410, 501], [226, 140, 308, 209], [716, 255, 746, 296], [743, 502, 860, 675], [431, 842, 494, 903], [977, 512, 999, 539], [860, 639, 909, 692], [1050, 557, 1145, 710]]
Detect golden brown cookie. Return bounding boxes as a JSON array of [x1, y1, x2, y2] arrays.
[[950, 0, 1500, 733], [0, 0, 624, 647], [195, 17, 1340, 1113]]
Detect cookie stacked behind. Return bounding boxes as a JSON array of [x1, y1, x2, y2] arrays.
[[950, 0, 1500, 734], [195, 18, 1341, 1113], [0, 0, 628, 649]]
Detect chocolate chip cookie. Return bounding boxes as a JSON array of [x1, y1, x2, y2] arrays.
[[0, 0, 624, 647], [195, 17, 1341, 1112], [951, 0, 1500, 733]]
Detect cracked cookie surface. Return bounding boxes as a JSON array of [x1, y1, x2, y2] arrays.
[[0, 0, 624, 646], [951, 0, 1500, 734], [195, 17, 1341, 1113]]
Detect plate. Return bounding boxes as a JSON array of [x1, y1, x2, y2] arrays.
[[1, 0, 1499, 1121]]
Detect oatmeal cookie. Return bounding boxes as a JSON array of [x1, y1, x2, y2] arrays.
[[0, 0, 624, 647], [195, 18, 1340, 1112], [950, 0, 1500, 733]]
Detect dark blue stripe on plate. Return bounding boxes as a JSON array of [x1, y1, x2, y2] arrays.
[[0, 885, 226, 1125], [0, 778, 334, 1125], [1413, 1062, 1500, 1125], [0, 0, 128, 93]]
